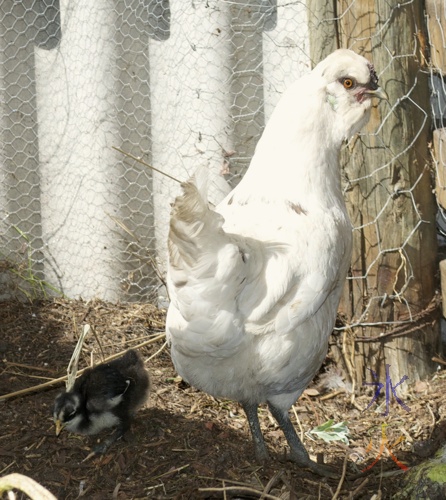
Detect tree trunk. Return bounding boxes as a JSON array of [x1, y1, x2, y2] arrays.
[[309, 0, 440, 393]]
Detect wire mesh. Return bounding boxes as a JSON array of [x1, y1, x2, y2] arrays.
[[0, 0, 441, 340]]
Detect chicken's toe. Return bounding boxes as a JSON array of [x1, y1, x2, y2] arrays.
[[268, 403, 337, 477], [292, 455, 338, 478]]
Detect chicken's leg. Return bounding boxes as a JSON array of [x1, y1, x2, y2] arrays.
[[242, 402, 269, 462], [268, 403, 337, 478]]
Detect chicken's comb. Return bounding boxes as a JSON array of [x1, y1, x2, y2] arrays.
[[368, 63, 379, 90]]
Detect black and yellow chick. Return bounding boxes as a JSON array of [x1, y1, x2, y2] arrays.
[[53, 349, 150, 455]]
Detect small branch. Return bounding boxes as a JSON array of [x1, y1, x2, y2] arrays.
[[332, 451, 349, 500], [198, 486, 282, 500], [112, 146, 181, 184], [432, 356, 446, 366], [320, 389, 346, 401], [4, 362, 56, 373], [3, 372, 53, 381], [150, 463, 190, 481], [146, 341, 168, 362], [349, 477, 370, 499], [0, 334, 166, 401], [353, 298, 439, 343], [292, 404, 304, 442], [355, 318, 437, 343], [66, 324, 90, 391], [261, 471, 283, 499]]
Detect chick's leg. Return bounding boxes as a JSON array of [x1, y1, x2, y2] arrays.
[[242, 402, 269, 462], [267, 403, 337, 478], [93, 422, 129, 455], [83, 423, 130, 461]]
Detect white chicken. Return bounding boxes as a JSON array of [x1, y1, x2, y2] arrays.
[[166, 49, 387, 476]]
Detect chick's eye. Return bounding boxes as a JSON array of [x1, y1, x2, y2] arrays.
[[342, 78, 355, 89]]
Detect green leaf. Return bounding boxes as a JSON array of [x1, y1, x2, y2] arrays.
[[308, 420, 350, 445]]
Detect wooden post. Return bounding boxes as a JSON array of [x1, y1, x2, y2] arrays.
[[440, 260, 446, 318], [306, 1, 441, 392], [337, 0, 440, 390], [434, 130, 446, 209], [425, 0, 446, 74], [307, 0, 338, 65]]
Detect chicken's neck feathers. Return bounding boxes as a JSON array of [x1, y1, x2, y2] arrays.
[[229, 77, 346, 209], [230, 138, 343, 211]]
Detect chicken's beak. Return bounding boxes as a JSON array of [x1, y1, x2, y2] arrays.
[[55, 419, 64, 436], [367, 86, 389, 101]]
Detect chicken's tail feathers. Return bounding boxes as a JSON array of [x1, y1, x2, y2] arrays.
[[172, 167, 221, 224], [190, 165, 210, 200], [169, 167, 226, 269]]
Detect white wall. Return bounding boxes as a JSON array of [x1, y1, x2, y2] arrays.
[[0, 0, 312, 301], [35, 0, 122, 299], [149, 0, 233, 276]]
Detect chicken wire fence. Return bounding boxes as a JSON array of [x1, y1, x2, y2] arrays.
[[0, 1, 442, 334]]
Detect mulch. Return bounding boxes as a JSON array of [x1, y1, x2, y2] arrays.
[[1, 298, 446, 499]]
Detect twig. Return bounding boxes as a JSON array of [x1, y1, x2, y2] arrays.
[[354, 299, 439, 343], [112, 146, 181, 184], [332, 451, 349, 500], [301, 479, 333, 496], [302, 393, 321, 426], [150, 463, 190, 481], [112, 482, 121, 500], [0, 374, 74, 401], [4, 362, 56, 373], [349, 477, 369, 499], [0, 334, 166, 401], [79, 305, 93, 324], [292, 404, 304, 441], [342, 328, 356, 405], [146, 341, 168, 362], [198, 486, 281, 500], [90, 325, 106, 362], [320, 389, 346, 401], [0, 461, 15, 476], [355, 318, 437, 342], [427, 403, 436, 430], [66, 324, 90, 391], [197, 476, 263, 488], [261, 471, 283, 499], [99, 330, 166, 348], [106, 212, 168, 290], [3, 372, 53, 381], [432, 356, 446, 366]]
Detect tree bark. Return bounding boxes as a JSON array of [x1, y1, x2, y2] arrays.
[[309, 0, 440, 392]]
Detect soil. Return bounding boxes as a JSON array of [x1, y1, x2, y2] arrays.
[[1, 298, 446, 499]]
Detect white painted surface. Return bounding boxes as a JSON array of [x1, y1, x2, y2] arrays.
[[35, 0, 121, 299], [0, 0, 312, 300], [149, 0, 233, 275], [262, 0, 311, 122]]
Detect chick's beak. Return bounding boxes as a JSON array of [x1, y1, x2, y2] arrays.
[[55, 419, 64, 436], [367, 86, 389, 101]]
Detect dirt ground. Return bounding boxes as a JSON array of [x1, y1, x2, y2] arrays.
[[1, 298, 446, 499]]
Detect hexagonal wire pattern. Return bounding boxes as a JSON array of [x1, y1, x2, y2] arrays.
[[0, 1, 442, 337]]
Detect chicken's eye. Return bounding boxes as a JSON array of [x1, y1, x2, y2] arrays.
[[342, 78, 355, 89]]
